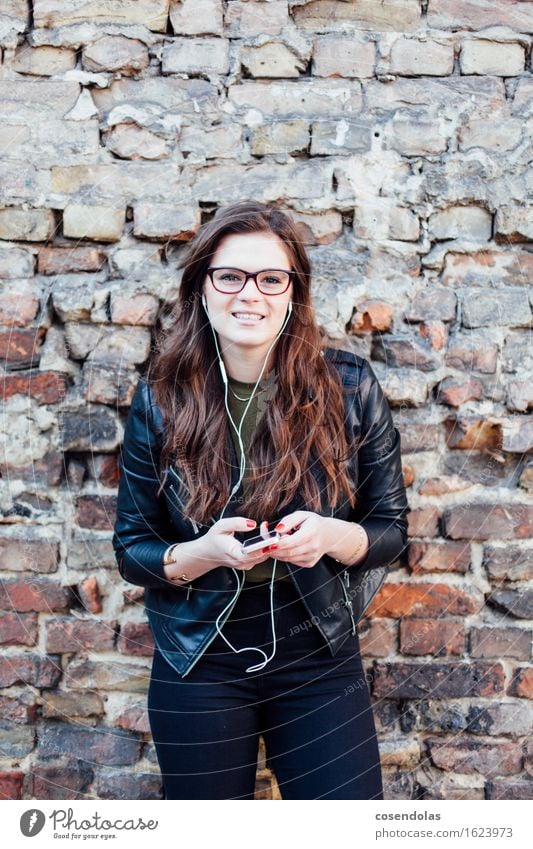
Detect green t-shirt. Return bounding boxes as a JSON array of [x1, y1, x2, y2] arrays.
[[226, 369, 290, 583]]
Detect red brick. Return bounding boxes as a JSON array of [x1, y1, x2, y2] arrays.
[[408, 541, 471, 574], [0, 452, 63, 487], [444, 504, 533, 540], [0, 654, 61, 688], [89, 454, 120, 487], [117, 622, 155, 656], [45, 618, 117, 652], [0, 328, 44, 367], [0, 693, 38, 723], [470, 627, 531, 660], [0, 371, 68, 404], [115, 703, 151, 733], [436, 376, 484, 407], [74, 495, 117, 530], [357, 618, 396, 657], [367, 582, 482, 618], [427, 737, 522, 777], [38, 246, 106, 274], [110, 293, 160, 326], [0, 578, 71, 612], [419, 320, 448, 351], [77, 576, 103, 614], [407, 507, 440, 537], [0, 771, 24, 799], [0, 538, 59, 573], [373, 660, 504, 698], [27, 762, 94, 800], [402, 464, 415, 487], [400, 618, 465, 656], [445, 336, 498, 373], [41, 689, 104, 720], [0, 293, 39, 327], [350, 301, 393, 332], [0, 611, 38, 645], [508, 667, 533, 698]]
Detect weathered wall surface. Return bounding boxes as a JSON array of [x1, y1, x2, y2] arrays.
[[0, 1, 532, 801]]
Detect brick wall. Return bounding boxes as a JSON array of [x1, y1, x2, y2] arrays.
[[0, 0, 531, 801]]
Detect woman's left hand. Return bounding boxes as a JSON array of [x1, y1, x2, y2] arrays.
[[263, 511, 335, 569]]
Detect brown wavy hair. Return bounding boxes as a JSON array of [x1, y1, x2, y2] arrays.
[[147, 201, 357, 525]]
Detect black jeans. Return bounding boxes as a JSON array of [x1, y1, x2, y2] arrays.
[[147, 576, 383, 800]]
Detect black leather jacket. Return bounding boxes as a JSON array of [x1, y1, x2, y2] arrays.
[[112, 347, 410, 677]]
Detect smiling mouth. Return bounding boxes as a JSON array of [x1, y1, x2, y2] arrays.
[[232, 313, 265, 320]]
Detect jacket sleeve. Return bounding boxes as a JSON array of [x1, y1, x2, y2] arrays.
[[347, 359, 410, 574], [112, 377, 177, 588]]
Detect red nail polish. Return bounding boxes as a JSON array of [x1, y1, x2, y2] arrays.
[[246, 520, 256, 527], [269, 545, 278, 550], [275, 524, 285, 531]]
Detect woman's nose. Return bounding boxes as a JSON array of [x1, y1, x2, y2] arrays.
[[238, 276, 262, 297]]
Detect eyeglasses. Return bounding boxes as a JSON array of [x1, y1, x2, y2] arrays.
[[207, 267, 294, 295]]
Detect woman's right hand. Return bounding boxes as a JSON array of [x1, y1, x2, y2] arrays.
[[200, 518, 275, 572]]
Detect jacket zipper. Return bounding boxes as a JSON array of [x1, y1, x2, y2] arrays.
[[180, 572, 244, 677], [341, 569, 356, 635]]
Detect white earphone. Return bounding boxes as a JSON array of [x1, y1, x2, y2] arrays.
[[200, 290, 292, 672]]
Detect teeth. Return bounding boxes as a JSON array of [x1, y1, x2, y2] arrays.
[[233, 313, 263, 319]]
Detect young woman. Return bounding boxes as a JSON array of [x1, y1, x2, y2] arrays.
[[112, 201, 409, 800]]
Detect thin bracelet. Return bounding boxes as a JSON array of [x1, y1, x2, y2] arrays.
[[335, 525, 366, 566], [163, 543, 192, 584]]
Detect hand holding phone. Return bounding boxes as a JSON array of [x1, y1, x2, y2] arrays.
[[241, 529, 280, 554]]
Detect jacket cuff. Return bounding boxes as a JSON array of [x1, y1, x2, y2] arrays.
[[351, 519, 407, 574], [118, 540, 175, 589]]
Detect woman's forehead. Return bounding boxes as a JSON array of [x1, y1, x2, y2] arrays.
[[212, 231, 292, 266]]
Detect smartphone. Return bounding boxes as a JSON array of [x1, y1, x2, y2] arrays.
[[241, 529, 280, 554]]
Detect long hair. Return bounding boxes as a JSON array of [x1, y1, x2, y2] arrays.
[[147, 201, 357, 524]]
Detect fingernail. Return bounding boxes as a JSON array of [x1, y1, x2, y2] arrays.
[[275, 524, 285, 531], [246, 520, 256, 527], [269, 544, 278, 550], [262, 546, 269, 553]]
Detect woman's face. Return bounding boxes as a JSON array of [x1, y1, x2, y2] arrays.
[[201, 231, 294, 364]]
